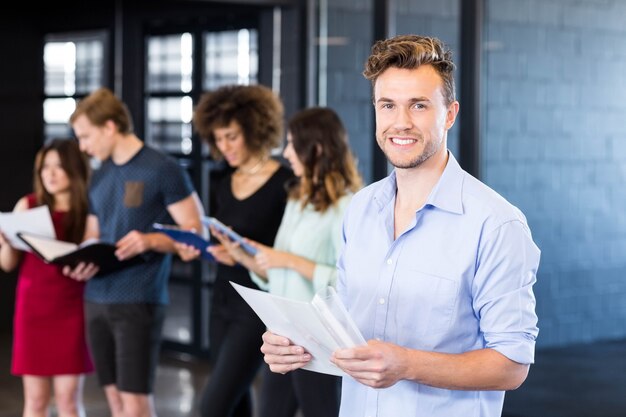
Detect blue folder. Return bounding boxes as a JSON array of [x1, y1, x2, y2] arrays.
[[153, 223, 215, 262]]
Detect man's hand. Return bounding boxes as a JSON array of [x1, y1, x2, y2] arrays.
[[260, 331, 312, 374], [331, 339, 408, 388], [115, 230, 152, 260], [63, 262, 100, 281]]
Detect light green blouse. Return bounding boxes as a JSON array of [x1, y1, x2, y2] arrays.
[[249, 194, 352, 302]]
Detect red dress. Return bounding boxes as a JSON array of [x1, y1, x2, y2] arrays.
[[11, 195, 94, 376]]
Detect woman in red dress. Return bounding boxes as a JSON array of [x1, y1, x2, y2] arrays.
[[0, 138, 93, 417]]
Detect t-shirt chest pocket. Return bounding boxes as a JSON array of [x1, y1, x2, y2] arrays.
[[124, 181, 145, 208]]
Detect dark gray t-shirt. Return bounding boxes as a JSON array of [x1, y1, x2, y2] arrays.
[[86, 145, 195, 304]]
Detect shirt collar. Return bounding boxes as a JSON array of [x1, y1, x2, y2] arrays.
[[427, 151, 464, 214], [372, 151, 465, 215]]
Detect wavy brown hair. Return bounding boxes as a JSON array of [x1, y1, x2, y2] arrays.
[[193, 84, 284, 159], [33, 138, 90, 244], [287, 107, 362, 212], [363, 34, 456, 106]]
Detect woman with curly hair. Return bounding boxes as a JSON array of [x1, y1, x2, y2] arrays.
[[215, 107, 362, 417], [186, 84, 294, 417]]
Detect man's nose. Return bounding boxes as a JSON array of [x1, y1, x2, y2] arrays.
[[393, 108, 413, 130]]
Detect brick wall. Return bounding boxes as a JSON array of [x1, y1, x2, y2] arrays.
[[484, 0, 626, 347]]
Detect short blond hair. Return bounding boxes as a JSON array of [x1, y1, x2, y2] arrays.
[[70, 87, 133, 133]]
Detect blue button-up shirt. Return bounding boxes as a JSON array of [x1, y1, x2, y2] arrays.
[[337, 152, 540, 417]]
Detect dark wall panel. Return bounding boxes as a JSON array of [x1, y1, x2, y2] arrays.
[[0, 14, 43, 334]]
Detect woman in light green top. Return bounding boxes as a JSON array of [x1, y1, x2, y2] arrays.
[[215, 107, 362, 417]]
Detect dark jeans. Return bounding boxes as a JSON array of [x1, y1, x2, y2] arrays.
[[199, 306, 265, 417], [258, 366, 341, 417]]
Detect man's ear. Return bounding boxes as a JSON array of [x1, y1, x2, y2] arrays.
[[103, 119, 118, 135], [445, 101, 460, 131]]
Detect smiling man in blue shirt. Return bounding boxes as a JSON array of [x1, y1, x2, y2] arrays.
[[261, 34, 540, 417]]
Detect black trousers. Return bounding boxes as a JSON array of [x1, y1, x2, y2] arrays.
[[199, 305, 265, 417], [258, 366, 341, 417]]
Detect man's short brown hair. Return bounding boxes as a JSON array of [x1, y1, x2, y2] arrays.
[[363, 34, 456, 105]]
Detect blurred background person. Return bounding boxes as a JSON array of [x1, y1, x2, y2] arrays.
[[0, 138, 93, 417], [187, 84, 294, 417], [216, 106, 362, 417], [68, 87, 204, 417]]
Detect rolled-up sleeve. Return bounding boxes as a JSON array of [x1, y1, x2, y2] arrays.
[[473, 219, 541, 364]]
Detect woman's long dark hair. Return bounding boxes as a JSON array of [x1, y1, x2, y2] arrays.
[[287, 107, 362, 212], [33, 138, 90, 244]]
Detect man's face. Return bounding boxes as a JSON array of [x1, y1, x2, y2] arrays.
[[373, 65, 458, 170], [72, 114, 115, 161]]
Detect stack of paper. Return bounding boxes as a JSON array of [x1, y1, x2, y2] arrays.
[[231, 282, 366, 376]]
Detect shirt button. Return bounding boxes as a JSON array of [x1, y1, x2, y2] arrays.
[[386, 258, 392, 265], [378, 297, 385, 305]]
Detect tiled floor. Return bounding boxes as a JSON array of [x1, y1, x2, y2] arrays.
[[502, 338, 626, 417], [0, 332, 211, 417], [3, 331, 626, 417]]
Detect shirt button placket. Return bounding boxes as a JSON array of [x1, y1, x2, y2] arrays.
[[373, 255, 393, 341]]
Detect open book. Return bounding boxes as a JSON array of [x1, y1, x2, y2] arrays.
[[0, 206, 55, 252], [231, 281, 366, 376], [153, 223, 215, 261], [17, 232, 144, 276], [202, 217, 258, 256]]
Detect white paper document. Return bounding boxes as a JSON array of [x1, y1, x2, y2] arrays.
[[230, 282, 366, 376], [0, 206, 55, 251]]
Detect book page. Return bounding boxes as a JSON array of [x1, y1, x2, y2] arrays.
[[79, 238, 102, 248], [17, 233, 78, 261], [0, 206, 56, 251], [230, 281, 364, 376]]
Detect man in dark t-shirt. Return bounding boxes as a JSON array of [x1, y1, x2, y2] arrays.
[[66, 87, 203, 417]]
